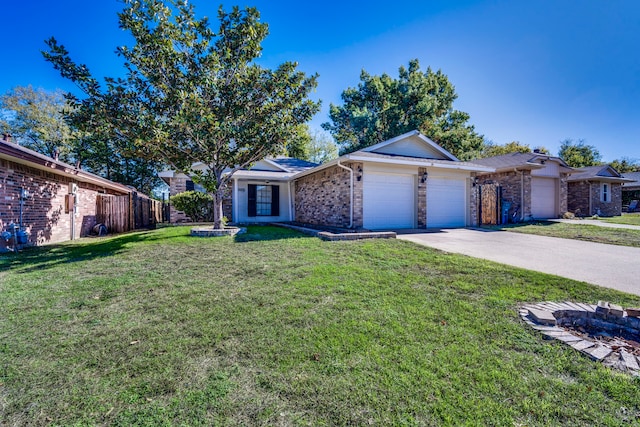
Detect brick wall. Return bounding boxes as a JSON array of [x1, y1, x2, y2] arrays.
[[0, 158, 125, 251], [294, 162, 364, 228], [568, 181, 622, 217], [477, 170, 531, 220]]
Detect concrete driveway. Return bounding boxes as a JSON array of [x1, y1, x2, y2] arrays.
[[397, 228, 640, 296]]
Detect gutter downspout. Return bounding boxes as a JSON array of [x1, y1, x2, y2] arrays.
[[337, 160, 354, 229], [287, 180, 293, 221], [515, 168, 525, 222]]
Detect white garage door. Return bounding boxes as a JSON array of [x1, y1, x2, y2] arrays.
[[426, 177, 467, 228], [531, 177, 557, 219], [363, 172, 415, 229]]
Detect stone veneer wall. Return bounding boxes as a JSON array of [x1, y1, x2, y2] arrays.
[[417, 167, 427, 228], [0, 157, 125, 250], [168, 176, 231, 223], [476, 170, 532, 220], [469, 174, 479, 227], [294, 162, 363, 228]]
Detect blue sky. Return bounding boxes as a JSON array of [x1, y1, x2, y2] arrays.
[[2, 0, 639, 161]]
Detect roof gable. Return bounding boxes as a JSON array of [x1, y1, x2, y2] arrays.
[[362, 130, 458, 161], [248, 159, 289, 172]]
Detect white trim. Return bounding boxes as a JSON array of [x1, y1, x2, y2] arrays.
[[261, 158, 291, 173], [346, 155, 494, 172]]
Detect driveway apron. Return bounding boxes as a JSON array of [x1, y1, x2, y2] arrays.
[[397, 228, 640, 297]]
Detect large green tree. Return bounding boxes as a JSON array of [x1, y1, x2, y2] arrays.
[[0, 85, 76, 161], [476, 141, 550, 158], [44, 1, 319, 228], [558, 138, 601, 168], [322, 59, 483, 159], [610, 157, 640, 173]]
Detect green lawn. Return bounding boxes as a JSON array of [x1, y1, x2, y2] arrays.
[[2, 226, 640, 426], [491, 221, 640, 248], [601, 213, 640, 226]]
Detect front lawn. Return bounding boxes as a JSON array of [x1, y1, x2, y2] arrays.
[[1, 226, 640, 426], [491, 221, 640, 248], [601, 213, 640, 226]]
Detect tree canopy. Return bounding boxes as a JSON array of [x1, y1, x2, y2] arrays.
[[475, 141, 550, 158], [558, 138, 601, 168], [44, 0, 320, 228], [0, 85, 76, 161], [322, 59, 483, 159], [610, 157, 640, 173]]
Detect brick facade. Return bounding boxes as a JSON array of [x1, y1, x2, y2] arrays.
[[294, 162, 364, 229], [0, 157, 127, 251], [568, 181, 622, 217], [477, 170, 569, 220]]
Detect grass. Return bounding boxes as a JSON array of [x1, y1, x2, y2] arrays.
[[2, 226, 640, 426], [600, 213, 640, 226], [490, 221, 640, 247]]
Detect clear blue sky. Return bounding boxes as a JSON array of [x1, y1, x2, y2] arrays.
[[2, 0, 639, 161]]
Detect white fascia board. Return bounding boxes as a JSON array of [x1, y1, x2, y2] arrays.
[[261, 158, 291, 172], [346, 155, 495, 172]]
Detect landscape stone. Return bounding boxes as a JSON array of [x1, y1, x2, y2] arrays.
[[585, 345, 612, 361], [626, 307, 640, 317], [596, 301, 610, 316], [609, 303, 624, 317], [569, 340, 596, 351], [528, 308, 556, 326], [620, 350, 640, 371], [555, 334, 583, 343]]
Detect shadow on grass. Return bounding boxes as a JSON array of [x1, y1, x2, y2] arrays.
[[234, 226, 313, 243], [482, 220, 556, 231], [0, 229, 167, 274]]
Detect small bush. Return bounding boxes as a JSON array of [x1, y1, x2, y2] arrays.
[[562, 212, 575, 219], [170, 191, 214, 222]]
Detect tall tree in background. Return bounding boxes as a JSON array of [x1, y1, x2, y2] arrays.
[[0, 85, 76, 161], [307, 129, 338, 164], [558, 138, 601, 167], [322, 59, 483, 159], [476, 141, 550, 158], [610, 157, 640, 173], [44, 0, 319, 228]]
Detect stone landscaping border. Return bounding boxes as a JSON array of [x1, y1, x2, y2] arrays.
[[272, 222, 396, 241], [190, 227, 246, 237], [520, 301, 640, 375]]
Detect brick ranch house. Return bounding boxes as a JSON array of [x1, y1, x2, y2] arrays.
[[471, 152, 573, 221], [567, 165, 633, 217], [0, 135, 140, 251], [162, 131, 495, 229], [622, 172, 640, 210]]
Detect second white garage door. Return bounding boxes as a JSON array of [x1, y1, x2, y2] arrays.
[[363, 172, 415, 229], [531, 177, 557, 219], [426, 176, 467, 228]]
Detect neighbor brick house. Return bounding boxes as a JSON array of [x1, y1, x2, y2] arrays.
[[471, 152, 573, 221], [161, 131, 495, 229], [567, 165, 632, 217], [621, 172, 640, 209], [0, 135, 135, 251]]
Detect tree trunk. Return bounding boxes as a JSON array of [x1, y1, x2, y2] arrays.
[[213, 189, 224, 229]]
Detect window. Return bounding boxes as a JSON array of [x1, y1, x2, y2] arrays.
[[186, 180, 195, 191], [601, 183, 610, 203], [248, 184, 280, 217]]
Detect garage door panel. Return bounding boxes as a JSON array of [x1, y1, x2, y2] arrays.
[[364, 172, 415, 229], [426, 177, 467, 228], [531, 177, 557, 219]]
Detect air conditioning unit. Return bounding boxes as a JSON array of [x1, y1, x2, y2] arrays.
[[69, 183, 78, 194]]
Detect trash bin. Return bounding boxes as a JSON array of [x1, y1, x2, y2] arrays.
[[501, 201, 512, 225]]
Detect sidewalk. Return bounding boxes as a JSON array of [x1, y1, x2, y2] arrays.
[[548, 218, 640, 230]]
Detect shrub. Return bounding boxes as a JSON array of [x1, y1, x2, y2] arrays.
[[170, 191, 214, 222], [562, 212, 575, 219]]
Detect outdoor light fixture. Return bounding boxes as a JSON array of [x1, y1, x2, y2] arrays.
[[421, 171, 428, 183]]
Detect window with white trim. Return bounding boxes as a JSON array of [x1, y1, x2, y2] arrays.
[[601, 183, 610, 203]]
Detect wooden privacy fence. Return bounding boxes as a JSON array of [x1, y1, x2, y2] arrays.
[[478, 183, 502, 225], [96, 193, 164, 233]]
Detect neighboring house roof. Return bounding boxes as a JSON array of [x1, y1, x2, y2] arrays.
[[0, 138, 133, 194], [622, 172, 640, 188], [567, 165, 634, 183], [472, 152, 573, 173], [159, 157, 318, 184]]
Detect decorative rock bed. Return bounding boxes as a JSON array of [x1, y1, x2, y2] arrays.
[[190, 226, 246, 237], [520, 301, 640, 375]]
